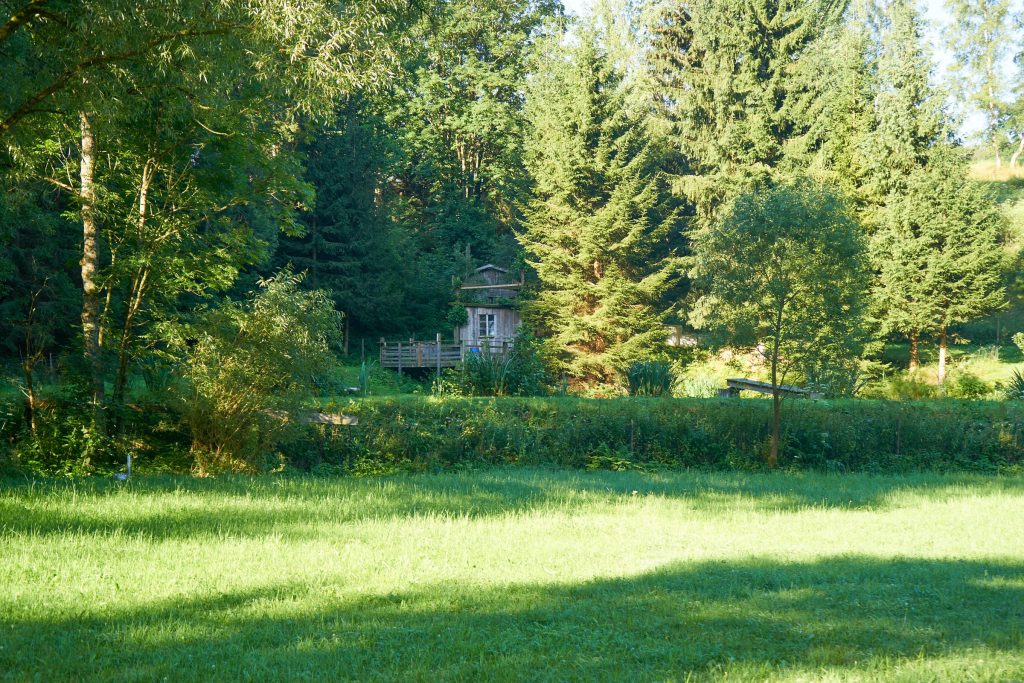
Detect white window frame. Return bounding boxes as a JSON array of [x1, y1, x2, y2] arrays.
[[478, 313, 496, 338]]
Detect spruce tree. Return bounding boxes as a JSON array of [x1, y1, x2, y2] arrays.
[[276, 105, 412, 344], [859, 0, 997, 374], [874, 144, 1006, 384], [648, 0, 847, 222], [519, 30, 683, 384]]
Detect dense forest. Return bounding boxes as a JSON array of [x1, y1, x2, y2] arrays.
[[3, 0, 1024, 474]]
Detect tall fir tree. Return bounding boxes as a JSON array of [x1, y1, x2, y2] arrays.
[[275, 104, 414, 346], [859, 0, 943, 205], [647, 0, 847, 222], [859, 0, 974, 372], [519, 29, 683, 383], [873, 144, 1006, 384]]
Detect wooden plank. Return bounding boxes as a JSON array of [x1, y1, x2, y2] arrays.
[[303, 412, 358, 426]]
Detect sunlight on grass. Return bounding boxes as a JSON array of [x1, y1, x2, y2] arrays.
[[1, 469, 1023, 681]]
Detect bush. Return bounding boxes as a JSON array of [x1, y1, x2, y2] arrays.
[[677, 371, 719, 398], [437, 330, 552, 397], [1013, 332, 1024, 355], [167, 272, 341, 473], [947, 371, 992, 399], [303, 396, 1024, 475], [624, 361, 674, 397], [882, 373, 937, 400]]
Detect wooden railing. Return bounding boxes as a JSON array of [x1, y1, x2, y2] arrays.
[[379, 336, 514, 372]]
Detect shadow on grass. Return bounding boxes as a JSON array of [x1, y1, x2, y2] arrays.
[[3, 556, 1023, 681], [2, 470, 1024, 540]]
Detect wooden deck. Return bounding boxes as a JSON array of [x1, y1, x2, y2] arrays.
[[380, 338, 513, 372]]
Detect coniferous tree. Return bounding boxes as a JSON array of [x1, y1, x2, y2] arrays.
[[793, 0, 876, 198], [276, 105, 412, 345], [860, 0, 972, 372], [873, 144, 1006, 384], [520, 30, 683, 383], [648, 0, 847, 222]]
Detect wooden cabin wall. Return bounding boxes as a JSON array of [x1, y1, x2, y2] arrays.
[[458, 306, 521, 344]]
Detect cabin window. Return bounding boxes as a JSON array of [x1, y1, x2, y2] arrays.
[[478, 313, 496, 338]]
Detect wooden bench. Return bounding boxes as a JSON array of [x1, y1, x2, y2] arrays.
[[718, 378, 822, 400]]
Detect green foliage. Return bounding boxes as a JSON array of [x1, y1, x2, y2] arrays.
[[691, 180, 870, 391], [168, 273, 341, 472], [947, 371, 993, 399], [520, 27, 683, 382], [624, 361, 674, 397], [649, 0, 846, 220], [436, 330, 552, 397], [872, 144, 1007, 347], [1013, 332, 1024, 354], [875, 373, 938, 401], [1005, 370, 1024, 400], [310, 396, 1024, 473]]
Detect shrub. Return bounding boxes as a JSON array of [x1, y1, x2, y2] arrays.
[[947, 371, 992, 399], [883, 373, 937, 400], [1013, 332, 1024, 355], [439, 330, 552, 397], [625, 361, 674, 397], [167, 272, 341, 473], [677, 372, 718, 398]]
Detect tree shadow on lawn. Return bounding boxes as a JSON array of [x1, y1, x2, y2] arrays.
[[4, 556, 1023, 681], [2, 470, 1024, 540]]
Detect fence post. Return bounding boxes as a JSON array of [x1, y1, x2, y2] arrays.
[[397, 341, 403, 375]]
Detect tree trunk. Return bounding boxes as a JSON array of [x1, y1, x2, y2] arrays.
[[938, 327, 948, 385], [908, 331, 919, 373], [768, 308, 783, 469], [111, 162, 155, 424], [1011, 135, 1024, 170], [79, 111, 105, 429], [22, 357, 38, 434], [112, 269, 148, 413], [769, 387, 780, 469]]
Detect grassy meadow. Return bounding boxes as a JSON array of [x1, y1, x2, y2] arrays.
[[2, 468, 1023, 682]]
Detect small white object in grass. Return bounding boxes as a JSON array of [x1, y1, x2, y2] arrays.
[[113, 454, 132, 481]]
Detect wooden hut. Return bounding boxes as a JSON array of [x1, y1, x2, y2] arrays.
[[455, 265, 522, 350], [379, 264, 522, 372]]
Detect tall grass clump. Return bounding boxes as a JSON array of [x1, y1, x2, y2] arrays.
[[625, 361, 674, 397]]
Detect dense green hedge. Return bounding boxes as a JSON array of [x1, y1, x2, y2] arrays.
[[5, 393, 1023, 475], [297, 396, 1024, 474]]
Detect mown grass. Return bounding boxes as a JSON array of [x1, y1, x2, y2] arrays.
[[2, 469, 1023, 682]]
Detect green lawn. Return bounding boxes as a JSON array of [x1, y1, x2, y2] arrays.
[[2, 469, 1023, 682]]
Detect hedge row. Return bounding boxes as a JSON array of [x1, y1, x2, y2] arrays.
[[296, 397, 1024, 474]]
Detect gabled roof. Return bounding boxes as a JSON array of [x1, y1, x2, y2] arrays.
[[475, 264, 508, 274]]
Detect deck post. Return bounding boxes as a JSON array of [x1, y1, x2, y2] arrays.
[[435, 333, 442, 378], [397, 341, 402, 375]]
